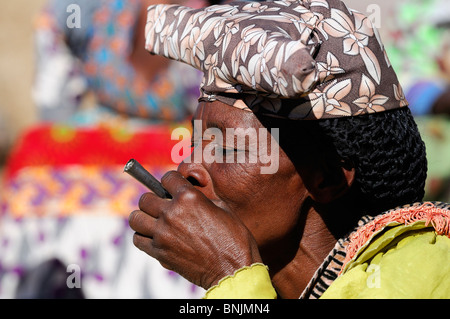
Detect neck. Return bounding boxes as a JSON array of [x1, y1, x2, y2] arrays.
[[263, 202, 340, 299]]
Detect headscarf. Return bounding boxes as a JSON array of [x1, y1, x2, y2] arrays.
[[144, 0, 407, 120]]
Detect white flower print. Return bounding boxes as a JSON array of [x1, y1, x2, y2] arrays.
[[302, 0, 330, 8], [317, 52, 345, 83], [214, 21, 240, 59], [232, 24, 268, 66], [206, 4, 240, 16], [145, 4, 170, 53], [353, 74, 389, 114], [145, 1, 404, 120], [242, 39, 277, 90], [393, 83, 408, 107], [278, 11, 311, 35], [242, 2, 281, 13], [293, 79, 352, 119], [323, 9, 381, 84], [179, 26, 205, 68], [204, 52, 219, 86]]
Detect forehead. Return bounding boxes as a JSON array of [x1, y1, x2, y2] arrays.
[[193, 101, 263, 130]]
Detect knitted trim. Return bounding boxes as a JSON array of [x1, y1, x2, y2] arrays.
[[341, 202, 450, 275]]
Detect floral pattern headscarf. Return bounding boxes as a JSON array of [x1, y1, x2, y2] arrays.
[[144, 0, 408, 120]]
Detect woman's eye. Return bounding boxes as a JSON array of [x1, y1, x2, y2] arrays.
[[221, 147, 234, 155], [220, 145, 241, 155], [190, 139, 201, 148], [215, 143, 230, 152]]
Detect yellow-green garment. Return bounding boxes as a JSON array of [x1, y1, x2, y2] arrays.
[[204, 218, 450, 299], [322, 222, 450, 298], [204, 264, 277, 299]]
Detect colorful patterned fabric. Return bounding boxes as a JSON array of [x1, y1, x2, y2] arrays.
[[85, 0, 200, 120], [0, 124, 205, 298], [144, 0, 407, 120], [2, 124, 179, 181], [1, 122, 178, 218], [0, 212, 204, 298], [34, 0, 201, 122], [0, 121, 183, 219]]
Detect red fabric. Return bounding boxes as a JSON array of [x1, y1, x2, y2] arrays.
[[3, 123, 184, 180]]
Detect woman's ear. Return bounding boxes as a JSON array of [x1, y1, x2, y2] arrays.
[[300, 162, 355, 204]]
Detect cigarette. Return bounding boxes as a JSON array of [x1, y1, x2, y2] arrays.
[[124, 159, 171, 199]]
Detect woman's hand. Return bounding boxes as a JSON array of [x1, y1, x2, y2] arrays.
[[128, 171, 262, 290]]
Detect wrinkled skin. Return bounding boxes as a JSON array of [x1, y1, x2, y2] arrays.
[[129, 100, 354, 298]]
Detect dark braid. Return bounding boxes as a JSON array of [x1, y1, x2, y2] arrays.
[[259, 106, 427, 217], [317, 107, 428, 215]]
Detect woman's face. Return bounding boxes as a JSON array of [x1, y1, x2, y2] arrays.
[[177, 100, 309, 251]]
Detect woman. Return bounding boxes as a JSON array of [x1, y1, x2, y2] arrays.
[[129, 0, 450, 298]]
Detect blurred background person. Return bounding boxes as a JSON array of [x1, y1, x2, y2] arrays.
[[384, 0, 450, 116], [0, 0, 208, 299], [383, 0, 450, 204], [33, 0, 203, 125]]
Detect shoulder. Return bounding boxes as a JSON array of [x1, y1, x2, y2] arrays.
[[322, 202, 450, 298]]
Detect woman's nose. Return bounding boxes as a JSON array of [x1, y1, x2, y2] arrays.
[[177, 160, 217, 199]]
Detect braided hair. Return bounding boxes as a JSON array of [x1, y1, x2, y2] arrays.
[[316, 107, 428, 216], [261, 106, 427, 217]]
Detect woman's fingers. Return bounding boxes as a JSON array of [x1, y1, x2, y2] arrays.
[[129, 209, 157, 238], [129, 169, 262, 289], [160, 170, 195, 199], [132, 232, 157, 258], [138, 190, 167, 218]]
